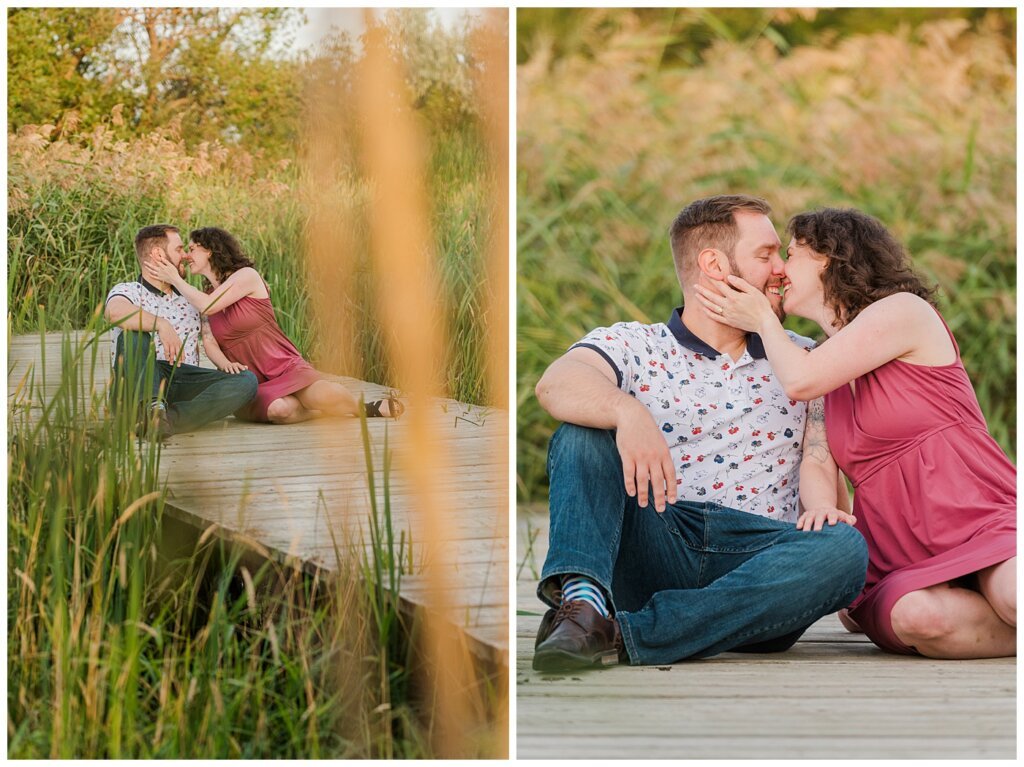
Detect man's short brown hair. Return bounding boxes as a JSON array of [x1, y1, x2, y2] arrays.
[[134, 224, 179, 262], [669, 195, 772, 281]]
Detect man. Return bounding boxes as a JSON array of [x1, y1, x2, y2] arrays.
[[104, 224, 257, 437], [532, 195, 868, 670]]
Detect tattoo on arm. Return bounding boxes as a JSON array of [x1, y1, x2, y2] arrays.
[[803, 398, 832, 464]]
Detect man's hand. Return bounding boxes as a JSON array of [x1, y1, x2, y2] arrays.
[[614, 397, 677, 513], [157, 318, 183, 366], [796, 506, 857, 532]]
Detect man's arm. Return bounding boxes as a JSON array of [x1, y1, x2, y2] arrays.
[[536, 346, 677, 512], [104, 296, 182, 364], [797, 397, 855, 530]]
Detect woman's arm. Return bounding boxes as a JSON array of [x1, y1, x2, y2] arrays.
[[144, 257, 259, 315], [696, 278, 933, 400], [796, 398, 856, 531], [200, 317, 248, 374]]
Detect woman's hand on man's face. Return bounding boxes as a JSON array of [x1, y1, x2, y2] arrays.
[[143, 251, 181, 285], [694, 275, 775, 333]]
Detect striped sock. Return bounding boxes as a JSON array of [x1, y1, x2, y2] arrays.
[[561, 574, 610, 619]]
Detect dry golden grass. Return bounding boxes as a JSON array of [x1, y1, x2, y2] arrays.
[[518, 16, 1015, 499]]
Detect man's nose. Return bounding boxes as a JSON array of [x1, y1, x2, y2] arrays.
[[771, 253, 786, 274]]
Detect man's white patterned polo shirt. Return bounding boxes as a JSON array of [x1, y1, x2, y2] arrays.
[[572, 307, 815, 522], [106, 277, 201, 367]]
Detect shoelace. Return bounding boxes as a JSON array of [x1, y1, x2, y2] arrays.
[[550, 598, 583, 629]]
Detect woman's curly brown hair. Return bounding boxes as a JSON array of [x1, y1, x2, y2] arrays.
[[786, 208, 937, 327], [189, 227, 256, 292]]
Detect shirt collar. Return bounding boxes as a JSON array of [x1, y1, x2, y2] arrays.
[[138, 274, 181, 297], [667, 306, 766, 360]]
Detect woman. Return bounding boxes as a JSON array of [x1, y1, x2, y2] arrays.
[[144, 227, 402, 424], [694, 208, 1015, 659]]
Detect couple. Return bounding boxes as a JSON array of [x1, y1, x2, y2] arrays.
[[532, 194, 1015, 670], [105, 224, 402, 438]]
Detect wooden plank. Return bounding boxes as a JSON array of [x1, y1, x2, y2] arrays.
[[516, 736, 1013, 760], [516, 510, 1015, 759], [9, 331, 510, 666]]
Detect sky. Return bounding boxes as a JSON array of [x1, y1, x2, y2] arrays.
[[295, 8, 479, 51]]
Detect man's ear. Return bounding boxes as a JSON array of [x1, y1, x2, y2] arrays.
[[696, 247, 729, 281]]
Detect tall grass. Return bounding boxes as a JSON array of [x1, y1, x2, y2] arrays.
[[7, 319, 491, 757], [9, 12, 509, 758], [8, 116, 497, 406], [517, 17, 1016, 501]]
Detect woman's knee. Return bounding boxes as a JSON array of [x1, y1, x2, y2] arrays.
[[891, 589, 957, 644], [266, 397, 299, 423], [981, 562, 1016, 627]]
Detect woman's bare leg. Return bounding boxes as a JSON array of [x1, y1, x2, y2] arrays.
[[977, 557, 1016, 627], [266, 395, 319, 424], [891, 582, 1016, 659], [295, 380, 398, 417]]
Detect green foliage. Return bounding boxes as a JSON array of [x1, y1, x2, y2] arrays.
[[6, 327, 435, 757], [517, 13, 1016, 501], [8, 8, 306, 158], [7, 8, 126, 130], [7, 8, 496, 161], [380, 9, 485, 131], [8, 14, 499, 406], [517, 7, 1015, 66]]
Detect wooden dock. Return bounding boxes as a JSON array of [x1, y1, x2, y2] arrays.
[[517, 508, 1015, 759], [8, 331, 508, 665]]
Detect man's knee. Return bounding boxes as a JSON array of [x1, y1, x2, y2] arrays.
[[548, 423, 618, 476], [891, 590, 957, 643], [805, 523, 868, 591], [239, 371, 258, 400]]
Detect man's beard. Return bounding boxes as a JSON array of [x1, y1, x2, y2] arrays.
[[771, 296, 787, 322], [732, 263, 786, 323]]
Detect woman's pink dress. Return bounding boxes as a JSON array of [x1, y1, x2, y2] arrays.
[[824, 313, 1016, 654], [208, 291, 322, 422]]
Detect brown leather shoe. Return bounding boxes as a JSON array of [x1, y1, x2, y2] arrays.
[[532, 600, 622, 671], [534, 607, 557, 649]]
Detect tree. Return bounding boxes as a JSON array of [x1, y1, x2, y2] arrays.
[[7, 8, 127, 131], [7, 8, 305, 156]]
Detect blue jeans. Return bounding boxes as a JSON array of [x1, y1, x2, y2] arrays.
[[111, 331, 258, 434], [539, 424, 868, 665]]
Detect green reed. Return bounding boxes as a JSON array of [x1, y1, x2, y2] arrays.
[[8, 124, 496, 407], [516, 19, 1016, 502], [7, 319, 443, 757]]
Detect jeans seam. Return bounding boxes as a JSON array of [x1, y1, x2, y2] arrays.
[[714, 583, 862, 651], [617, 610, 637, 664]]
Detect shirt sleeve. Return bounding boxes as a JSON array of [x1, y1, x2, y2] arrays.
[[786, 330, 817, 351], [569, 322, 647, 392], [106, 282, 141, 307]]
